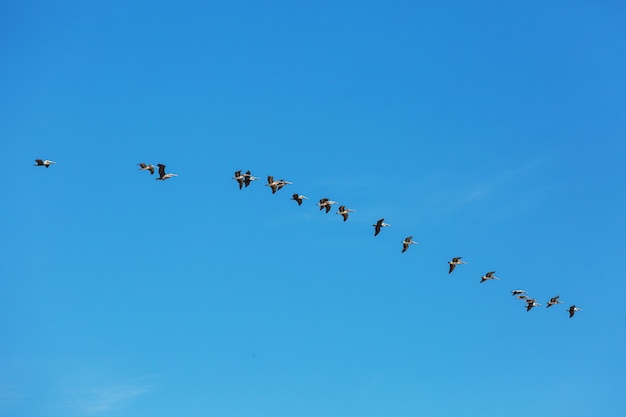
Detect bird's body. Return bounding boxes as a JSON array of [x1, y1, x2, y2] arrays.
[[337, 205, 355, 221], [401, 236, 418, 253], [291, 194, 308, 206], [233, 170, 245, 189], [266, 175, 292, 193], [448, 257, 467, 273], [480, 271, 500, 283], [34, 159, 56, 168], [568, 305, 581, 318], [243, 171, 259, 187], [373, 218, 390, 236], [156, 164, 178, 181], [546, 295, 562, 308], [317, 198, 338, 213]]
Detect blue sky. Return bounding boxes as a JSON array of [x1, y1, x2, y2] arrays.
[[1, 1, 625, 416]]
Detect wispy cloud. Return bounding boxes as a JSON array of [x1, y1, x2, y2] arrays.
[[66, 378, 155, 415], [454, 157, 546, 207]]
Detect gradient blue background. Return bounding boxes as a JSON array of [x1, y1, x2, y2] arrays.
[[1, 1, 625, 416]]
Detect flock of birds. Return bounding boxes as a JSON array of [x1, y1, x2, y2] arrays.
[[34, 159, 583, 319]]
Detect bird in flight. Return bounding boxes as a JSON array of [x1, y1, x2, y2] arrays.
[[138, 163, 155, 174], [233, 170, 245, 189], [480, 271, 500, 283], [317, 198, 338, 213], [266, 176, 292, 193], [546, 295, 562, 308], [34, 159, 56, 168], [291, 194, 308, 206], [525, 298, 541, 311], [448, 257, 466, 274], [373, 218, 390, 236], [156, 164, 178, 181], [567, 305, 582, 318], [401, 236, 418, 253], [337, 205, 355, 222], [511, 289, 527, 296]]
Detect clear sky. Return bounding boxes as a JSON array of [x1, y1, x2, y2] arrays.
[[1, 1, 625, 416]]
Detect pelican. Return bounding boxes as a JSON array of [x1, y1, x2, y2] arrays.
[[511, 289, 527, 296], [525, 298, 541, 311], [372, 218, 390, 236], [401, 236, 418, 253], [480, 271, 500, 283], [567, 305, 581, 318], [233, 170, 245, 189], [448, 257, 466, 274], [516, 294, 528, 300], [291, 194, 308, 206], [266, 176, 292, 193], [156, 164, 178, 181], [546, 295, 562, 308], [34, 159, 56, 168], [317, 198, 338, 213], [138, 163, 155, 174], [243, 171, 259, 187], [337, 205, 355, 221]]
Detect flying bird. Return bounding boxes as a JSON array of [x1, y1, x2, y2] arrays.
[[401, 236, 418, 253], [266, 176, 292, 193], [243, 171, 259, 187], [448, 257, 466, 274], [34, 159, 56, 168], [567, 305, 582, 318], [233, 170, 245, 189], [480, 271, 500, 283], [546, 296, 562, 308], [525, 298, 541, 311], [337, 205, 355, 221], [156, 164, 178, 181], [137, 163, 155, 174], [516, 294, 528, 300], [511, 290, 527, 296], [372, 218, 390, 236], [291, 194, 308, 206], [317, 198, 338, 213]]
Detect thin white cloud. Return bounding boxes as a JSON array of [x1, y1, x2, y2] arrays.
[[457, 157, 546, 206], [66, 379, 154, 415]]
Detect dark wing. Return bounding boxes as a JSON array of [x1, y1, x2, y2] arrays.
[[325, 205, 331, 213], [341, 212, 348, 221], [402, 243, 409, 253], [158, 164, 166, 178], [267, 175, 274, 184], [448, 263, 456, 274], [35, 159, 44, 165]]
